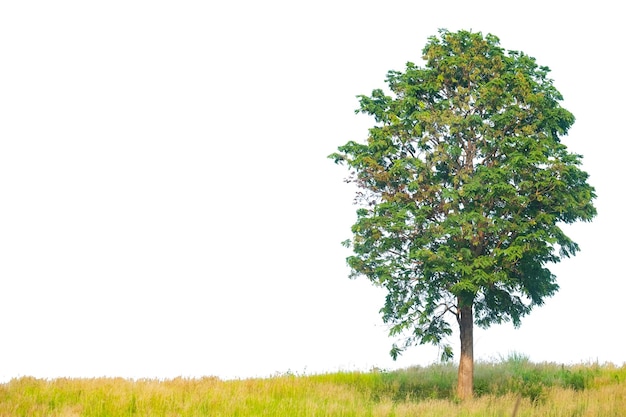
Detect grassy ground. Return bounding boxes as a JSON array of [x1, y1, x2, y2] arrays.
[[1, 355, 625, 416]]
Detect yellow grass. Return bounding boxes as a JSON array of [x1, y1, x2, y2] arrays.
[[1, 364, 624, 416]]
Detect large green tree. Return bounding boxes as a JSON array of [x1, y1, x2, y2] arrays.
[[330, 29, 596, 399]]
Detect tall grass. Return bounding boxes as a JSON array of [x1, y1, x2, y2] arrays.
[[1, 356, 625, 416]]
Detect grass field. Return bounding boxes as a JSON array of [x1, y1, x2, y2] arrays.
[[1, 355, 625, 416]]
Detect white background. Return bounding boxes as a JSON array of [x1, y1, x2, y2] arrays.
[[1, 1, 623, 381]]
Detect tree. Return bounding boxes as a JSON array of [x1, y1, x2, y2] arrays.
[[329, 29, 596, 400]]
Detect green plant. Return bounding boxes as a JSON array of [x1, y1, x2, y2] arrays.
[[330, 28, 597, 399]]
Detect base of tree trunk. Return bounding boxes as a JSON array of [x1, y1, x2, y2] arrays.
[[457, 303, 474, 400]]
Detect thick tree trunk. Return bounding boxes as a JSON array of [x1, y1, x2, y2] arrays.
[[457, 302, 474, 400]]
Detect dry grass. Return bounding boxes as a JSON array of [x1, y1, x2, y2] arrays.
[[1, 361, 624, 416]]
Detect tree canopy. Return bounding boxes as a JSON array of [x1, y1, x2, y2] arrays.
[[330, 29, 596, 399]]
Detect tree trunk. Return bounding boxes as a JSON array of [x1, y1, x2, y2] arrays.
[[457, 302, 474, 400]]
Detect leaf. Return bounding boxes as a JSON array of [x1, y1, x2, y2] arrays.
[[390, 344, 403, 361], [441, 345, 454, 362]]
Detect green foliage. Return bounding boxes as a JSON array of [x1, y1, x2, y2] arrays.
[[471, 354, 601, 403], [330, 29, 596, 358], [307, 356, 604, 404]]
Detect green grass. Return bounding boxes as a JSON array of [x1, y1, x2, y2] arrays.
[[1, 355, 625, 416]]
